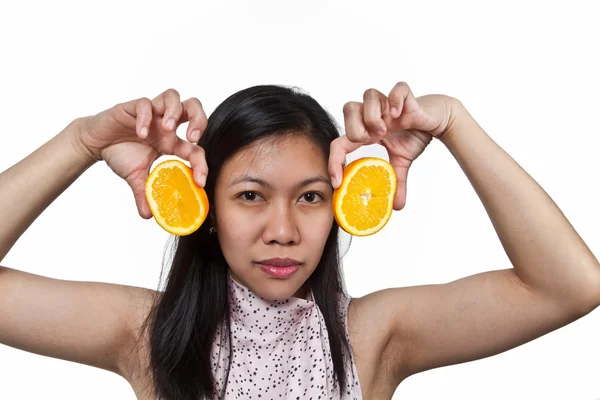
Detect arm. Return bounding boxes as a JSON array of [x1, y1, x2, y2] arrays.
[[0, 119, 96, 262], [441, 102, 600, 312], [0, 120, 153, 376], [0, 90, 206, 379], [357, 99, 600, 380], [0, 266, 154, 376]]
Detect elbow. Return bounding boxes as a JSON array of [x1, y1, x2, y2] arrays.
[[590, 274, 600, 312], [571, 271, 600, 317], [544, 267, 600, 319]]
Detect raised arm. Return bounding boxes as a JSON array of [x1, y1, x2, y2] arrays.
[[331, 82, 600, 384], [0, 89, 208, 378], [439, 104, 600, 311], [0, 120, 96, 262], [0, 121, 143, 376], [387, 103, 600, 376]]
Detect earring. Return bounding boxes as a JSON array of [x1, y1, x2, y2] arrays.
[[209, 227, 217, 235]]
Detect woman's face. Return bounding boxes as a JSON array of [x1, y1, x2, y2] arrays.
[[214, 134, 334, 301]]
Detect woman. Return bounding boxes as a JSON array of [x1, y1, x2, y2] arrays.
[[0, 82, 598, 400]]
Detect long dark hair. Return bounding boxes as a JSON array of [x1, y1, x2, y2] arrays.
[[139, 85, 351, 399]]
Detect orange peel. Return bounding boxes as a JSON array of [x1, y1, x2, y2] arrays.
[[332, 157, 396, 236], [145, 159, 209, 236]]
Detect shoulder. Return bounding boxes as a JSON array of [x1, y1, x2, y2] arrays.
[[347, 288, 403, 352], [119, 287, 160, 390], [346, 288, 410, 394]]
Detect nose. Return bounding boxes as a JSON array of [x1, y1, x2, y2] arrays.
[[262, 201, 300, 245]]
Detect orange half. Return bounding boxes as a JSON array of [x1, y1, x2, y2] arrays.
[[145, 159, 209, 236], [332, 157, 397, 236]]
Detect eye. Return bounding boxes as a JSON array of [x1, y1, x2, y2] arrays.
[[239, 191, 264, 202], [300, 192, 322, 203]]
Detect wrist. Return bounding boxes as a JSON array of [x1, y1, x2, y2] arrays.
[[436, 98, 472, 147], [61, 117, 100, 167]]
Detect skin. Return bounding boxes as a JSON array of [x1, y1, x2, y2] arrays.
[[214, 134, 334, 301], [0, 85, 599, 399]]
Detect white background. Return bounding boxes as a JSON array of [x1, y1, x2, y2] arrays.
[[1, 0, 599, 399]]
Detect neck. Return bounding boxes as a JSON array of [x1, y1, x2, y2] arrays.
[[292, 283, 308, 299]]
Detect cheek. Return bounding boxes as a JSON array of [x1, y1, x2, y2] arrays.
[[217, 219, 255, 270], [300, 210, 334, 245], [220, 220, 255, 244], [217, 207, 262, 246]]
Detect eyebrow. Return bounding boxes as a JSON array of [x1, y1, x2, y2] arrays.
[[229, 175, 331, 190]]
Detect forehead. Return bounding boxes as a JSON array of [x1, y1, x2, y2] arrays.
[[219, 134, 328, 184]]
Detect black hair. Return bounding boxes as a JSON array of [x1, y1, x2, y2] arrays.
[[140, 85, 351, 399]]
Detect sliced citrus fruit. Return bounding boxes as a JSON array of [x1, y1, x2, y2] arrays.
[[145, 159, 209, 236], [332, 157, 397, 236]]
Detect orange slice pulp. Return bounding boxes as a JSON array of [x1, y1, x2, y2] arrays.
[[332, 157, 397, 236], [145, 159, 209, 236]]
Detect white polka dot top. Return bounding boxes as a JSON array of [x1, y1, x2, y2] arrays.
[[208, 274, 363, 399]]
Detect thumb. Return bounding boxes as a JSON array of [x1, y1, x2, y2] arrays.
[[125, 168, 153, 219], [390, 159, 410, 211]]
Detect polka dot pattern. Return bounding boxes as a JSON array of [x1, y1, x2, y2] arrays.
[[208, 274, 363, 399]]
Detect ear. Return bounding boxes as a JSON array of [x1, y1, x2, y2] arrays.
[[208, 211, 217, 228]]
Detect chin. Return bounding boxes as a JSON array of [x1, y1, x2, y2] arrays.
[[254, 279, 304, 301], [229, 266, 311, 300]]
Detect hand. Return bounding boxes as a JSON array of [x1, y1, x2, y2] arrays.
[[329, 82, 463, 211], [74, 89, 208, 219]]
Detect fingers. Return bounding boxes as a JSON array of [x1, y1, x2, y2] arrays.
[[151, 89, 208, 144], [388, 81, 421, 121], [123, 167, 154, 219], [337, 92, 387, 189], [135, 98, 153, 139], [152, 89, 184, 132], [328, 135, 362, 189], [181, 97, 208, 143], [391, 162, 409, 211], [343, 87, 390, 146], [335, 82, 422, 209], [129, 137, 208, 222], [147, 89, 209, 187], [172, 137, 209, 187], [336, 89, 389, 188], [363, 88, 389, 136], [118, 97, 153, 139], [343, 101, 370, 144]]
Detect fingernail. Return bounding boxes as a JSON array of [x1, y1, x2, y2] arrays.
[[192, 130, 201, 142], [198, 174, 206, 187], [140, 127, 148, 138], [390, 107, 398, 117], [377, 129, 384, 135], [166, 118, 176, 130]]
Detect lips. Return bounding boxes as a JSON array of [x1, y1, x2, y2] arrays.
[[255, 258, 302, 279], [255, 258, 302, 267]]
